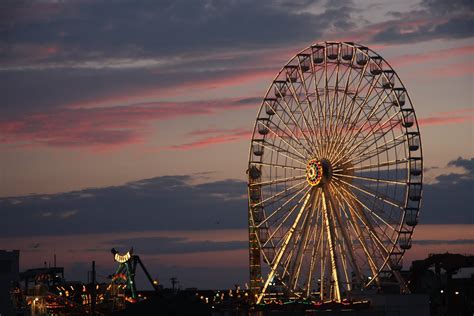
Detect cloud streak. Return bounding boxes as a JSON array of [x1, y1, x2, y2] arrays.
[[0, 98, 257, 149], [165, 128, 251, 151], [418, 108, 474, 127], [390, 45, 474, 68]]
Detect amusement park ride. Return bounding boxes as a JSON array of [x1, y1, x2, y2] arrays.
[[247, 41, 423, 306], [110, 248, 161, 302]]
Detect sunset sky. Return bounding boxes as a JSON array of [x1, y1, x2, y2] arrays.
[[0, 0, 473, 289]]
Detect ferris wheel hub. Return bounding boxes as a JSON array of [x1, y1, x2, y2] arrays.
[[306, 158, 332, 186]]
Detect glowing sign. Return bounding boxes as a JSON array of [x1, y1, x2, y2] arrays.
[[114, 251, 131, 263]]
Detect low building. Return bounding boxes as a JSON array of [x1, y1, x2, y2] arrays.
[[0, 250, 20, 316]]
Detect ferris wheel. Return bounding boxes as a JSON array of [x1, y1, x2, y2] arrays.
[[247, 41, 423, 303]]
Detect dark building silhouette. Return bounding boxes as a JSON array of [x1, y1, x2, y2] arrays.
[[0, 250, 19, 316]]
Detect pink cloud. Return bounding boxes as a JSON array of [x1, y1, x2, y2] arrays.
[[391, 46, 474, 68], [0, 99, 258, 151], [418, 108, 474, 127], [427, 61, 474, 78], [165, 128, 251, 151], [66, 67, 275, 110]]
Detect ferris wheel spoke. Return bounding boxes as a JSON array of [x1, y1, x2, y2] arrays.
[[258, 141, 307, 166], [333, 173, 407, 186], [334, 176, 404, 212], [340, 192, 401, 261], [249, 174, 307, 187], [333, 192, 378, 277], [333, 158, 408, 173], [326, 61, 340, 141], [276, 86, 316, 154], [265, 100, 315, 157], [333, 191, 382, 286], [253, 179, 307, 209], [288, 189, 321, 291], [350, 191, 400, 238], [269, 105, 316, 158], [260, 185, 311, 242], [324, 187, 354, 292], [337, 92, 390, 157], [334, 180, 400, 234], [311, 64, 328, 151], [349, 120, 405, 162], [330, 61, 355, 156], [321, 55, 335, 158], [321, 187, 342, 301], [331, 89, 389, 165], [286, 73, 319, 152], [341, 74, 384, 138], [251, 161, 306, 171], [327, 52, 352, 152], [333, 59, 356, 135], [338, 186, 392, 258], [260, 121, 309, 159], [329, 72, 382, 162], [306, 215, 324, 297], [328, 59, 372, 158], [257, 192, 313, 304], [314, 68, 331, 157], [343, 133, 406, 167], [326, 183, 364, 285], [334, 102, 398, 165], [257, 185, 311, 228], [284, 201, 314, 291], [296, 61, 325, 157]]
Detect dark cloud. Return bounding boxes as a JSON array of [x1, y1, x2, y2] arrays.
[[0, 65, 268, 118], [420, 157, 474, 224], [371, 0, 473, 43], [448, 156, 474, 172], [0, 175, 247, 237], [0, 0, 356, 67], [105, 236, 247, 255], [0, 0, 356, 118], [1, 157, 473, 237]]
